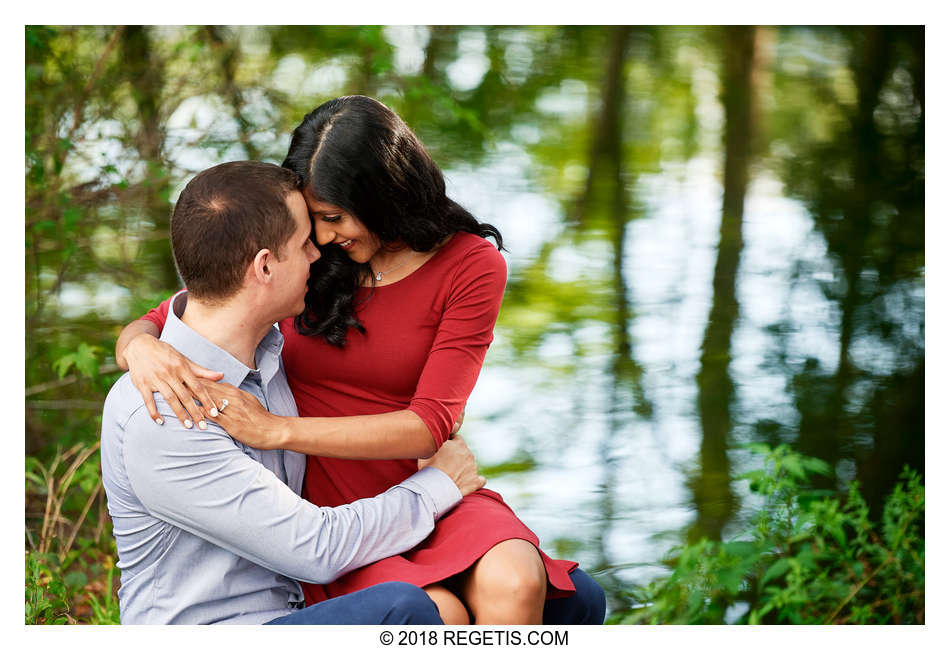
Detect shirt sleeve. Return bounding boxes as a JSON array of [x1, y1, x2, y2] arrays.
[[140, 294, 174, 331], [408, 241, 507, 447], [122, 406, 461, 585]]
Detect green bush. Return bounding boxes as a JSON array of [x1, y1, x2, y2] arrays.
[[609, 444, 924, 624]]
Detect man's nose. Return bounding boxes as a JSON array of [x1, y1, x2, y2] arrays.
[[307, 241, 321, 263], [313, 221, 336, 246]]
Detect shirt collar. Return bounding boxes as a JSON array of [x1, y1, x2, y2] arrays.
[[159, 290, 285, 389]]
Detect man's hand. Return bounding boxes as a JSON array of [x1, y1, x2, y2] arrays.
[[419, 435, 485, 497]]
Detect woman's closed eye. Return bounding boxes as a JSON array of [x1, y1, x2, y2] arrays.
[[321, 215, 342, 223]]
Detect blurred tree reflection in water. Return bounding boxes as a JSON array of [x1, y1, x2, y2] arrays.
[[688, 26, 762, 543], [770, 26, 924, 517]]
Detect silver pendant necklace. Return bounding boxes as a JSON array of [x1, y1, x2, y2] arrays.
[[371, 250, 415, 282]]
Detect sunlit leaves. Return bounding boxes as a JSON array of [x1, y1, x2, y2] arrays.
[[52, 343, 102, 380]]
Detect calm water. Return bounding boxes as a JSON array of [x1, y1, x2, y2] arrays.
[[35, 26, 924, 615], [460, 155, 845, 606]]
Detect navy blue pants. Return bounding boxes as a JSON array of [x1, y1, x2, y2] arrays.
[[543, 568, 606, 625], [266, 568, 605, 625]]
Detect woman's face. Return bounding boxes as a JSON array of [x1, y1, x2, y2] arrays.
[[303, 187, 380, 263]]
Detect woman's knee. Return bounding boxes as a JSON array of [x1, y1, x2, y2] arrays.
[[469, 540, 547, 605]]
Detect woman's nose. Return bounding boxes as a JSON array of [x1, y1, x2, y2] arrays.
[[313, 221, 336, 246]]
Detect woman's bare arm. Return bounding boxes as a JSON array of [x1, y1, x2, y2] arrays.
[[115, 319, 159, 371], [200, 379, 441, 459]]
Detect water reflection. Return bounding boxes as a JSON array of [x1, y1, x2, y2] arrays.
[[688, 26, 760, 543], [465, 25, 923, 608]]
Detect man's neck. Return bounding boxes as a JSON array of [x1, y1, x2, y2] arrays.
[[180, 296, 275, 369]]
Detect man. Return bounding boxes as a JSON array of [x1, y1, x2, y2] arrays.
[[101, 161, 484, 624]]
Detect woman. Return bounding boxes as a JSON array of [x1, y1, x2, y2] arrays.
[[116, 95, 604, 624]]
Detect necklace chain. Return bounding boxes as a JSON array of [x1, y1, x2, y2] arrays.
[[371, 250, 415, 281]]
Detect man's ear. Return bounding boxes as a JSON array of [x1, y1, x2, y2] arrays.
[[250, 249, 274, 284]]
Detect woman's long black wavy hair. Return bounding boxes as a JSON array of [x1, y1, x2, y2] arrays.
[[283, 95, 504, 347]]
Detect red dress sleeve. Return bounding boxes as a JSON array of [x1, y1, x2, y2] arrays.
[[407, 242, 507, 446], [140, 294, 174, 331]]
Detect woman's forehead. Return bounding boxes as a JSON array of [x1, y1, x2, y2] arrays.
[[302, 191, 343, 215]]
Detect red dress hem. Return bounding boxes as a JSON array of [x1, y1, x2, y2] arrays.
[[301, 489, 578, 605]]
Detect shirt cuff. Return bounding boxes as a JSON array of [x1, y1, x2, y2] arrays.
[[398, 466, 463, 520]]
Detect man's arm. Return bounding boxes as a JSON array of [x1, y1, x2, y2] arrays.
[[122, 406, 472, 585]]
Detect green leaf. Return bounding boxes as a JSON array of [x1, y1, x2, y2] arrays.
[[802, 456, 833, 476], [742, 442, 773, 456], [722, 540, 759, 558], [74, 343, 102, 378], [52, 353, 76, 379], [64, 571, 87, 589], [761, 557, 791, 585], [783, 455, 806, 480], [63, 206, 82, 230], [716, 566, 745, 594], [25, 471, 44, 487]]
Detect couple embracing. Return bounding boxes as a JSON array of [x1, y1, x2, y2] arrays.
[[101, 95, 605, 625]]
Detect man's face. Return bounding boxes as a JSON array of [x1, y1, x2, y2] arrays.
[[269, 190, 320, 320]]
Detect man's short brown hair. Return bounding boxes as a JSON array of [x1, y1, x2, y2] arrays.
[[171, 161, 301, 302]]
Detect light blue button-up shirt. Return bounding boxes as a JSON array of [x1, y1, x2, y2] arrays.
[[101, 292, 461, 624]]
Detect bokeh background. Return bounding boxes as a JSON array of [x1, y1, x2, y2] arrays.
[[25, 25, 924, 623]]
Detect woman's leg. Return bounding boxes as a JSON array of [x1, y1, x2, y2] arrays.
[[458, 539, 547, 624], [424, 584, 471, 624]]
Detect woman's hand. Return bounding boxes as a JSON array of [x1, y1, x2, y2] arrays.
[[200, 379, 287, 449], [125, 333, 224, 428]]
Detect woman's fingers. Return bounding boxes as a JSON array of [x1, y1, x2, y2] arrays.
[[187, 359, 225, 382], [200, 379, 241, 420], [131, 375, 163, 425], [185, 362, 222, 417], [184, 362, 224, 417], [151, 378, 198, 428], [167, 376, 208, 429]]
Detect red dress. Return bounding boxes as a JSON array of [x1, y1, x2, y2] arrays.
[[142, 232, 577, 604]]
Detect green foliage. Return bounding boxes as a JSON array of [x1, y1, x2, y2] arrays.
[[479, 451, 538, 479], [25, 552, 68, 625], [86, 564, 121, 625], [52, 343, 103, 379], [25, 444, 119, 624], [25, 548, 121, 625], [609, 445, 924, 624]]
